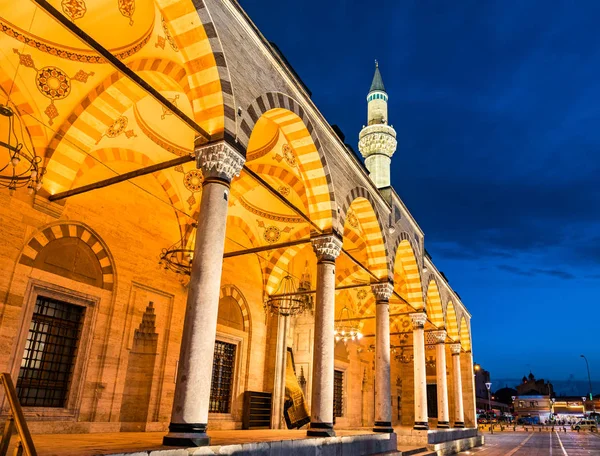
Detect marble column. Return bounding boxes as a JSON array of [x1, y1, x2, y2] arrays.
[[163, 141, 245, 447], [371, 282, 394, 433], [451, 343, 465, 428], [410, 312, 428, 430], [272, 314, 288, 429], [307, 234, 342, 437], [432, 330, 450, 429]]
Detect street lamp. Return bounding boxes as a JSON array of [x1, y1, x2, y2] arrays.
[[582, 397, 587, 417], [511, 396, 516, 425], [581, 355, 594, 412], [486, 382, 493, 434]]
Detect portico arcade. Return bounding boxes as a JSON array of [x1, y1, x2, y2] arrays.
[[0, 0, 476, 449]]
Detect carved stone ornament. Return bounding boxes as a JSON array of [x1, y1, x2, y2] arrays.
[[450, 343, 462, 355], [409, 312, 427, 329], [311, 235, 342, 263], [371, 282, 394, 302], [195, 141, 245, 183], [358, 124, 397, 159], [430, 330, 447, 344]]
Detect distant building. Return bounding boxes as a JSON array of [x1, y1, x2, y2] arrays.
[[475, 366, 491, 399], [474, 365, 509, 414], [516, 372, 554, 396], [514, 395, 599, 423]]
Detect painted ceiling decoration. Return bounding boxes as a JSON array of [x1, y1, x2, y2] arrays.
[[14, 48, 94, 124], [95, 115, 136, 144]]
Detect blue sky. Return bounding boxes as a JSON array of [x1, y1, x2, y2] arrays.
[[241, 1, 600, 390]]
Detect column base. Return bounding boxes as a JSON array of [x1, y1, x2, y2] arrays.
[[454, 421, 465, 428], [307, 422, 335, 437], [373, 421, 394, 433], [414, 421, 429, 430], [163, 423, 210, 447], [437, 421, 450, 429]]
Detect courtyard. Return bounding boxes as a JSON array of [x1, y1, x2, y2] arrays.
[[459, 431, 600, 456]]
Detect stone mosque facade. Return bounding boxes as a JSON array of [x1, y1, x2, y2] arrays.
[[0, 0, 477, 449]]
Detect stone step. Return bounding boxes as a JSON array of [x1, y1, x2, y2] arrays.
[[400, 448, 432, 456]]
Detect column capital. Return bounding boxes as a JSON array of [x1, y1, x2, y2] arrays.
[[409, 312, 427, 329], [371, 281, 394, 302], [450, 343, 462, 355], [430, 330, 447, 344], [196, 140, 245, 183], [311, 234, 342, 263]]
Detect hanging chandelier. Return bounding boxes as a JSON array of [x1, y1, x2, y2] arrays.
[[265, 264, 313, 317], [159, 226, 195, 275], [0, 104, 43, 194], [334, 304, 363, 343], [394, 348, 414, 364]]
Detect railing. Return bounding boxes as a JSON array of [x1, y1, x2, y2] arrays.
[[0, 373, 37, 456]]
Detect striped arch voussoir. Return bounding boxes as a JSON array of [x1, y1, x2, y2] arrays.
[[157, 0, 235, 139], [19, 222, 115, 291], [392, 232, 424, 308], [220, 284, 251, 333], [237, 92, 335, 230], [340, 187, 390, 281], [424, 275, 444, 328]]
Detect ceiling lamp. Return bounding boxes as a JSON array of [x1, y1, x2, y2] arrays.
[[159, 228, 195, 275], [0, 104, 43, 195], [395, 348, 414, 364], [264, 270, 313, 317], [334, 304, 362, 343]]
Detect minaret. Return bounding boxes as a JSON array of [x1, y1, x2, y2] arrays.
[[358, 61, 397, 188]]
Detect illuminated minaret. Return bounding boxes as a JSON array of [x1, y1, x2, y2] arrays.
[[358, 61, 397, 188]]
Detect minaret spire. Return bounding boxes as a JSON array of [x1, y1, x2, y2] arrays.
[[358, 61, 397, 189]]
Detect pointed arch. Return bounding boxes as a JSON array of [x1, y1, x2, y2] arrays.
[[156, 0, 236, 138], [340, 187, 390, 281], [425, 278, 444, 328], [446, 301, 459, 341], [219, 284, 251, 333], [18, 221, 116, 291], [392, 233, 423, 309], [238, 93, 336, 231]]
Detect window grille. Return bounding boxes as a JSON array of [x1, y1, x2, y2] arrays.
[[16, 296, 85, 407], [334, 370, 343, 417], [209, 340, 236, 413]]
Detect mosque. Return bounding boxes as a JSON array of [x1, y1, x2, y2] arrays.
[[0, 0, 481, 454]]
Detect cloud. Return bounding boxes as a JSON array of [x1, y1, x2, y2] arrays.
[[496, 265, 575, 280]]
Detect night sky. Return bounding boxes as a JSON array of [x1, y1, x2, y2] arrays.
[[241, 0, 600, 392]]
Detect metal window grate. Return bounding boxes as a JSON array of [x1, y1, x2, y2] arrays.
[[16, 296, 85, 407], [334, 370, 343, 417], [209, 340, 236, 413]]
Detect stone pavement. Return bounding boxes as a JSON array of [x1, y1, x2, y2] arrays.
[[4, 429, 402, 456], [456, 431, 600, 455]]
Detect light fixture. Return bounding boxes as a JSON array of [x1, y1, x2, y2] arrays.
[[0, 104, 44, 195], [395, 348, 413, 364], [159, 225, 195, 275], [426, 355, 436, 369], [265, 266, 313, 317], [334, 303, 362, 343]]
